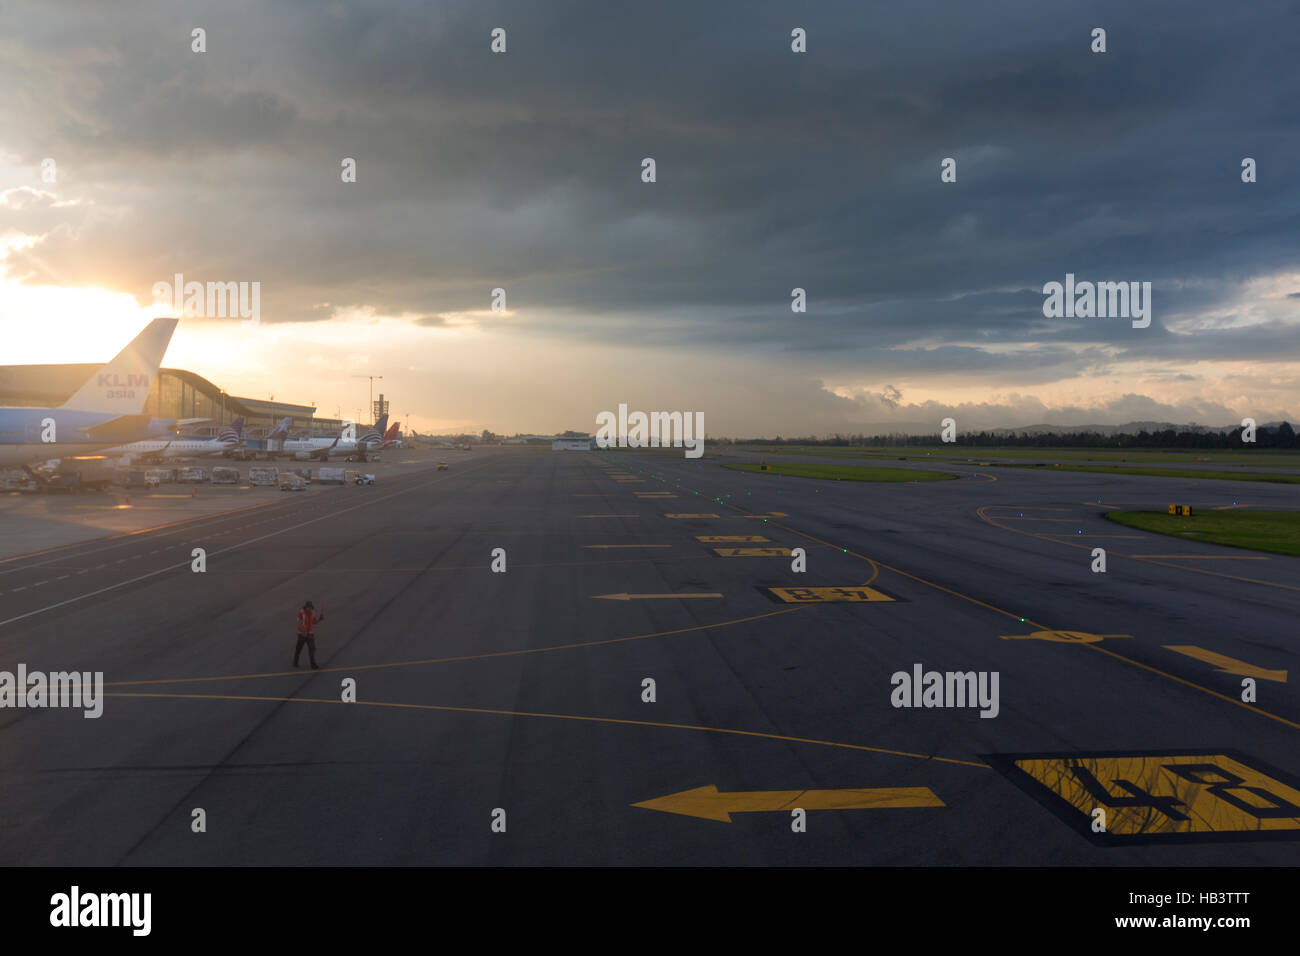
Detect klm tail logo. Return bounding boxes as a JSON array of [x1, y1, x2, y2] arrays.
[[97, 373, 150, 389]]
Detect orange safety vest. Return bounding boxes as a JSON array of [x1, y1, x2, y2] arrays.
[[297, 608, 318, 634]]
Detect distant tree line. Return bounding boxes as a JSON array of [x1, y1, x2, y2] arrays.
[[725, 422, 1298, 449]]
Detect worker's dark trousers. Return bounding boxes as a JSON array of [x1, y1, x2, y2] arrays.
[[294, 634, 318, 667]]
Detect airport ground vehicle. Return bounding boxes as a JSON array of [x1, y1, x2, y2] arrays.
[[316, 467, 347, 485], [144, 468, 171, 488], [279, 474, 307, 492], [347, 471, 374, 485], [437, 462, 448, 470], [30, 469, 112, 493], [248, 466, 279, 487], [211, 466, 240, 484], [115, 469, 149, 488]]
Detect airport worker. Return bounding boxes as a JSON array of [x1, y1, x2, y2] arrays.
[[294, 600, 325, 669]]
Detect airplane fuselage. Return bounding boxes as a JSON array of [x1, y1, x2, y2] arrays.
[[0, 409, 184, 466]]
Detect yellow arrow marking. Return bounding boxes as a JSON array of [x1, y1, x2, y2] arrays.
[[1164, 645, 1287, 682], [769, 586, 893, 603], [633, 785, 944, 822], [714, 547, 793, 557], [593, 592, 723, 601], [1000, 630, 1132, 644]]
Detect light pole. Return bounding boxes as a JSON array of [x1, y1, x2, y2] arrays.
[[353, 375, 383, 425]]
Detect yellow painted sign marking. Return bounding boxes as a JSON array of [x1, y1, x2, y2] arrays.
[[768, 586, 894, 603], [714, 547, 793, 557], [1000, 753, 1300, 840], [696, 535, 771, 543], [1000, 630, 1131, 644], [633, 785, 943, 822], [665, 513, 719, 519], [1164, 645, 1287, 682], [593, 592, 723, 601]]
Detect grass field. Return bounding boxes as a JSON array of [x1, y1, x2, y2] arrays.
[[1105, 510, 1300, 557], [731, 444, 1300, 466], [724, 462, 954, 482], [998, 463, 1300, 484]]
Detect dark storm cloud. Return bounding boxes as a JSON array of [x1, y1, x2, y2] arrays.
[[1, 0, 1297, 377]]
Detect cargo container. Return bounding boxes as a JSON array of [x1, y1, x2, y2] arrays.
[[316, 468, 347, 485], [248, 466, 279, 487], [115, 469, 149, 488], [211, 466, 241, 484]]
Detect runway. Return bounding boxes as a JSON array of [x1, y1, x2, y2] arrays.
[[1, 445, 1296, 864]]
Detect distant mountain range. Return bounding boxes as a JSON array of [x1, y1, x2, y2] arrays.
[[981, 421, 1287, 437], [810, 420, 1290, 438]]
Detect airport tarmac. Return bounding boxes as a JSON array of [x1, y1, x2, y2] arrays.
[[0, 453, 445, 560], [0, 445, 1296, 865]]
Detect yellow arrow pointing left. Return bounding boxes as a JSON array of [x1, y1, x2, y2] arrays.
[[1164, 645, 1287, 682], [633, 785, 944, 822]]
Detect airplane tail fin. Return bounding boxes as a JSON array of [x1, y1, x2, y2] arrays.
[[267, 416, 293, 440], [59, 318, 179, 415], [217, 416, 244, 442], [360, 413, 389, 444]]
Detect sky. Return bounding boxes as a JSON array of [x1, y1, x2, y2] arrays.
[[1, 0, 1298, 435]]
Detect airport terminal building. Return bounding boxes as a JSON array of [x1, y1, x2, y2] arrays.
[[0, 365, 346, 439]]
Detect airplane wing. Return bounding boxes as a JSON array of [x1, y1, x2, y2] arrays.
[[76, 414, 156, 440]]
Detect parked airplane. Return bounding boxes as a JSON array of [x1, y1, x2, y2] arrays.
[[284, 415, 388, 462], [0, 318, 181, 465], [282, 427, 342, 461], [332, 413, 388, 462], [236, 416, 294, 459], [381, 421, 403, 448], [102, 417, 246, 463]]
